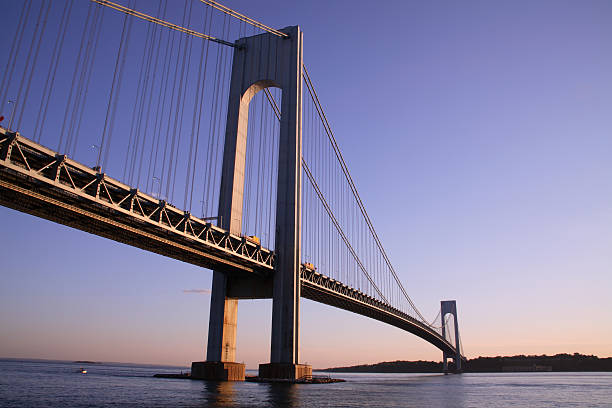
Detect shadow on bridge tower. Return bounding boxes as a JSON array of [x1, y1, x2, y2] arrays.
[[191, 25, 310, 381], [441, 300, 462, 373]]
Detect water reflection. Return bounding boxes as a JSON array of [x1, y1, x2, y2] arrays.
[[200, 380, 300, 408], [201, 381, 237, 407], [266, 383, 299, 407]]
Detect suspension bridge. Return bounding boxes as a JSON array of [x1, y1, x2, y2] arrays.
[[0, 0, 464, 380]]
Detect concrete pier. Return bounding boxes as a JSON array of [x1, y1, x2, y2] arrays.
[[258, 363, 312, 381], [191, 361, 245, 381]]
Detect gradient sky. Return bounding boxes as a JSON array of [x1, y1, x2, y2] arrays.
[[1, 0, 611, 369]]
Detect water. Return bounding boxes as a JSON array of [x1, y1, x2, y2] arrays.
[[1, 359, 611, 407]]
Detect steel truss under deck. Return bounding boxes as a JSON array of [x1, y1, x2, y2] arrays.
[[0, 127, 274, 275]]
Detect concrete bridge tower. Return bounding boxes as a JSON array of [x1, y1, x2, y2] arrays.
[[191, 26, 310, 381], [441, 300, 462, 373]]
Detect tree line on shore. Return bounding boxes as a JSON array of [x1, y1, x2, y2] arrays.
[[322, 353, 612, 373]]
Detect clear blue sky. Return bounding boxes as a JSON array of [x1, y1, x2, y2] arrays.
[[1, 0, 611, 368]]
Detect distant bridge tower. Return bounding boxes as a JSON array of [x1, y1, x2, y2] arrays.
[[441, 300, 462, 373], [191, 26, 308, 381]]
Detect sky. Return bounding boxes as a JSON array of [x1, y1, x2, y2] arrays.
[[1, 0, 611, 369]]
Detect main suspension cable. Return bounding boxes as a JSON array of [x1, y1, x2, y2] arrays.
[[91, 0, 236, 47], [199, 0, 288, 38]]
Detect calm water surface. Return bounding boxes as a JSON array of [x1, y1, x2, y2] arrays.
[[1, 359, 611, 407]]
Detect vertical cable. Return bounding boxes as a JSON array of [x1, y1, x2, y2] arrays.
[[147, 0, 173, 194], [131, 5, 160, 186], [98, 0, 135, 169], [0, 0, 32, 112], [33, 0, 73, 142], [59, 2, 94, 151], [201, 20, 224, 216], [124, 12, 155, 182], [166, 0, 194, 201], [137, 0, 167, 190], [68, 4, 105, 158], [187, 3, 213, 212], [12, 0, 51, 131]]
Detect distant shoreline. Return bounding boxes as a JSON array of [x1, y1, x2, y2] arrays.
[[0, 357, 189, 369], [322, 353, 612, 373], [4, 353, 611, 373]]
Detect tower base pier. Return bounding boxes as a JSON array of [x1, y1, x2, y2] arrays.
[[191, 361, 245, 381], [258, 363, 312, 380]]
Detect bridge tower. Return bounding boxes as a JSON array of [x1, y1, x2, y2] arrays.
[[441, 300, 462, 373], [191, 26, 309, 381]]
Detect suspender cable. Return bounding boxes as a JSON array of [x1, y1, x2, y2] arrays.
[[33, 0, 74, 143], [167, 0, 194, 201], [171, 2, 197, 201], [137, 0, 168, 190], [202, 14, 229, 217], [11, 0, 51, 131], [68, 4, 104, 158], [187, 4, 213, 212], [264, 88, 388, 303], [255, 89, 265, 233], [303, 64, 432, 325], [0, 0, 32, 114], [98, 0, 134, 169], [69, 7, 104, 156], [159, 9, 183, 200], [130, 13, 158, 186], [124, 13, 155, 183], [59, 2, 94, 152], [207, 15, 232, 216], [303, 160, 389, 304], [147, 4, 175, 195]]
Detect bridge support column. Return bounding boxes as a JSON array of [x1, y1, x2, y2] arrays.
[[256, 25, 310, 380], [195, 25, 309, 381], [191, 272, 244, 381], [441, 300, 462, 373]]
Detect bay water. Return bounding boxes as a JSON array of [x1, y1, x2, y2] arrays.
[[1, 359, 611, 407]]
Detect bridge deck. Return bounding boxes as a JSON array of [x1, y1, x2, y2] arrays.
[[0, 128, 458, 357], [300, 267, 457, 356], [0, 127, 274, 275]]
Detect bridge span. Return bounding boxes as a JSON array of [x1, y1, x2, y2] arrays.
[[0, 0, 463, 382], [0, 125, 461, 374]]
